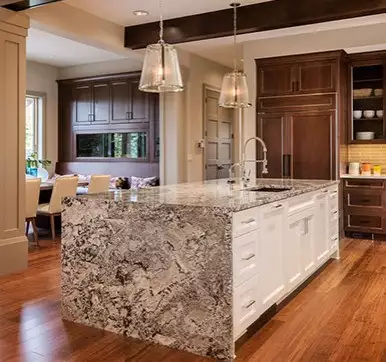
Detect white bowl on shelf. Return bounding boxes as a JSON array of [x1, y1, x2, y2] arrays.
[[353, 110, 362, 119], [363, 110, 375, 119], [356, 131, 375, 140], [376, 110, 383, 118]]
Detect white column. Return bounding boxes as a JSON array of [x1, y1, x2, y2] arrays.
[[0, 9, 29, 276]]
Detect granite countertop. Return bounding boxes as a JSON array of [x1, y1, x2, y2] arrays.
[[341, 174, 386, 180], [74, 178, 338, 212]]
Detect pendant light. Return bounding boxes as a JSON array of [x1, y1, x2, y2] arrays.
[[139, 0, 183, 93], [219, 2, 252, 108]]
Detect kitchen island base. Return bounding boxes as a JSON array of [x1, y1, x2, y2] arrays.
[[61, 179, 339, 361]]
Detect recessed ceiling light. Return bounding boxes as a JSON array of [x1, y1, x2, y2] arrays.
[[133, 10, 149, 16]]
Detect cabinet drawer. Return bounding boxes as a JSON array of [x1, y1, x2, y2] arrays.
[[233, 208, 260, 237], [345, 179, 384, 189], [348, 193, 382, 208], [234, 274, 260, 339], [233, 230, 259, 287], [347, 214, 383, 231]]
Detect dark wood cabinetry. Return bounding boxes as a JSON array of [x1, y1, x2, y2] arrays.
[[343, 178, 386, 235], [256, 51, 346, 180], [347, 51, 386, 144], [57, 72, 159, 176], [110, 78, 147, 124], [257, 54, 339, 98]]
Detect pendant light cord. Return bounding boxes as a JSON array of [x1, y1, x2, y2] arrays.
[[159, 0, 164, 42], [233, 3, 237, 71]]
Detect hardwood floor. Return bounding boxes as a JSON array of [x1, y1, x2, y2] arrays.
[[0, 238, 385, 361]]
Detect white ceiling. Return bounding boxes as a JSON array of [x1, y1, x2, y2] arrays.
[[64, 0, 271, 26], [27, 28, 129, 67]]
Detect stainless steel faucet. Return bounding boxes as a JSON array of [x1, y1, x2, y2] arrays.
[[241, 137, 268, 187], [228, 136, 268, 187]]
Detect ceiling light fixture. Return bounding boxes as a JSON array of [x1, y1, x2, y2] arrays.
[[138, 0, 183, 93], [219, 2, 252, 108], [133, 10, 149, 16]]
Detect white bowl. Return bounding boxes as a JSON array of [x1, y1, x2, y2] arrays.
[[376, 110, 383, 118], [353, 110, 362, 119], [356, 132, 375, 140], [363, 110, 375, 119]]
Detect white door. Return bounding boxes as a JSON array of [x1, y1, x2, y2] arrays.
[[260, 204, 286, 310], [314, 191, 330, 266], [204, 88, 233, 180]]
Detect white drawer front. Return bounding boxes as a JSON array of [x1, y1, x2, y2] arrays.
[[234, 274, 260, 339], [233, 230, 259, 287], [233, 207, 260, 237]]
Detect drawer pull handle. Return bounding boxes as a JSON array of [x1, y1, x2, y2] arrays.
[[274, 204, 282, 209], [333, 211, 338, 215], [241, 218, 256, 224], [244, 300, 256, 309], [242, 253, 256, 261], [359, 220, 371, 224]]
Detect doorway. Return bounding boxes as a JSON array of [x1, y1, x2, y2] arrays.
[[203, 86, 233, 180]]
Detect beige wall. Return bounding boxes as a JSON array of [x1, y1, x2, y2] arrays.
[[57, 57, 142, 80], [27, 60, 58, 174]]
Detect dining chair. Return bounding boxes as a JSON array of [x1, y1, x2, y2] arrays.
[[26, 178, 41, 245], [88, 175, 111, 194], [37, 176, 78, 241]]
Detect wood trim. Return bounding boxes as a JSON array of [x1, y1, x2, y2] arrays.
[[4, 0, 61, 11], [57, 71, 142, 85], [124, 0, 386, 49]]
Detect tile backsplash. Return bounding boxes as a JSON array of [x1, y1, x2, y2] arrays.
[[348, 144, 386, 171]]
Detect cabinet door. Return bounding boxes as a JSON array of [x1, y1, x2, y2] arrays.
[[260, 204, 285, 310], [74, 85, 92, 124], [111, 80, 130, 123], [285, 215, 303, 291], [295, 61, 337, 94], [257, 63, 296, 97], [288, 110, 336, 180], [130, 79, 148, 122], [300, 213, 316, 275], [257, 113, 286, 178], [314, 191, 330, 266], [92, 83, 110, 124]]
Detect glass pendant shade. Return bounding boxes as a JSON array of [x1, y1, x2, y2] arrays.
[[139, 42, 183, 93], [219, 70, 252, 108]]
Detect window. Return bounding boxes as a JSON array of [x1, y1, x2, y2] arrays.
[[25, 94, 44, 158], [76, 132, 148, 159]]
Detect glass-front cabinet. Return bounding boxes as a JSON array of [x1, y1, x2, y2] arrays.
[[349, 57, 386, 143]]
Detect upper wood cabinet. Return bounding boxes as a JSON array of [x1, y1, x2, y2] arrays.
[[256, 51, 343, 97], [73, 82, 109, 125], [258, 63, 295, 97], [111, 78, 148, 124]]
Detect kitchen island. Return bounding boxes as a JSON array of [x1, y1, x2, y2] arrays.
[[61, 178, 339, 361]]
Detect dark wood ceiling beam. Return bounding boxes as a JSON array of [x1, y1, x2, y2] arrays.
[[125, 0, 386, 49], [3, 0, 61, 11]]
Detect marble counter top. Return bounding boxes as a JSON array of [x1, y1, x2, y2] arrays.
[[341, 174, 386, 180], [75, 178, 339, 212]]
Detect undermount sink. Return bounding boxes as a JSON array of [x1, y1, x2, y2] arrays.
[[245, 186, 293, 193]]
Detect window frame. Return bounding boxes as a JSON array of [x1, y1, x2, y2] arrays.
[[25, 91, 46, 160]]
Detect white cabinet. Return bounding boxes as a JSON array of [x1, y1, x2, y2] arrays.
[[314, 191, 330, 265], [300, 211, 315, 275], [259, 203, 286, 310]]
